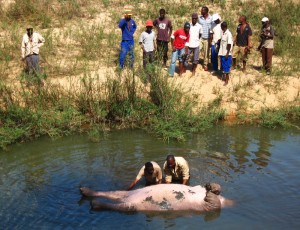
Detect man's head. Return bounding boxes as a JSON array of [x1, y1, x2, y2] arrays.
[[221, 21, 228, 32], [192, 13, 198, 25], [238, 15, 247, 24], [261, 17, 269, 27], [145, 20, 153, 32], [184, 22, 190, 34], [166, 155, 176, 169], [201, 6, 209, 17], [26, 25, 33, 37], [144, 162, 154, 175], [159, 8, 166, 20]]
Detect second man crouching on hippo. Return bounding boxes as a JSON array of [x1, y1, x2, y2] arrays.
[[163, 155, 190, 185]]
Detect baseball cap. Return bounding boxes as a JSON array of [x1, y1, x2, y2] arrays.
[[184, 22, 190, 29], [145, 20, 153, 27]]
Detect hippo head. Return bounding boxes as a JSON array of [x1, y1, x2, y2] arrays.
[[205, 183, 221, 195]]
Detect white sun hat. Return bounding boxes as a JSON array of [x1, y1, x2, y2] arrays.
[[212, 13, 220, 21], [261, 17, 269, 22]]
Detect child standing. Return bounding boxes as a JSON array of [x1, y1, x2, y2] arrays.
[[139, 20, 156, 71], [218, 22, 233, 85]]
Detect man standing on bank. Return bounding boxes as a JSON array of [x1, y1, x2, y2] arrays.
[[153, 8, 173, 69], [198, 6, 213, 71], [232, 15, 252, 72], [127, 161, 162, 190], [21, 25, 45, 75], [169, 22, 190, 77], [184, 13, 203, 76], [258, 17, 274, 75], [163, 155, 190, 185], [118, 6, 137, 69], [210, 13, 222, 74], [218, 22, 233, 86]]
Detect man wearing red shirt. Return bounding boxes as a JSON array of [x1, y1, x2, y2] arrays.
[[169, 22, 190, 77]]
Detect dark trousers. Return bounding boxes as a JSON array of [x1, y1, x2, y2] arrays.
[[156, 40, 168, 64], [25, 54, 40, 74], [143, 51, 154, 69], [261, 47, 273, 72]]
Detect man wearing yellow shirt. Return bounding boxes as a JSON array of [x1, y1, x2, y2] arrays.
[[127, 161, 162, 190], [163, 155, 190, 185]]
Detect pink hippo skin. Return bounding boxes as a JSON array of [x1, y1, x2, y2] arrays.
[[80, 184, 234, 212]]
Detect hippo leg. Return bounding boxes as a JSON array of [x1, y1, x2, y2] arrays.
[[80, 187, 128, 201], [91, 200, 136, 212]]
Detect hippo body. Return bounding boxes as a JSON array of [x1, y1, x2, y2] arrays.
[[81, 184, 230, 212]]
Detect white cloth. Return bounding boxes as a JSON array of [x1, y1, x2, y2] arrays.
[[218, 29, 233, 56], [139, 31, 155, 52], [188, 22, 202, 48], [211, 23, 222, 45], [21, 32, 45, 58]]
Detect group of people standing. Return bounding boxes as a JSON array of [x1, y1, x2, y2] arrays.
[[20, 5, 274, 85], [127, 155, 190, 190], [119, 5, 275, 85]]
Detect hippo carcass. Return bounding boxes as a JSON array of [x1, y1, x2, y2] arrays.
[[80, 183, 233, 212]]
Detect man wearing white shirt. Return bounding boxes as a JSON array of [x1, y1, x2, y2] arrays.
[[210, 13, 222, 74], [21, 25, 45, 75], [218, 22, 233, 86], [184, 13, 203, 76]]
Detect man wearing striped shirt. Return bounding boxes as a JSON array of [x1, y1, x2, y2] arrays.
[[198, 6, 213, 71]]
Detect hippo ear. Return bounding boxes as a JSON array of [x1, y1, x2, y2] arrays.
[[205, 183, 211, 191]]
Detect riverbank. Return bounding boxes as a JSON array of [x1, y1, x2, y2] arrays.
[[0, 0, 299, 149]]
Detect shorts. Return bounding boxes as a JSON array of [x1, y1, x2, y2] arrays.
[[221, 55, 232, 74]]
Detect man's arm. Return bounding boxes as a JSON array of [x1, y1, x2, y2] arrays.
[[37, 33, 45, 47], [168, 20, 173, 42], [225, 44, 231, 59], [139, 33, 146, 52], [118, 18, 126, 29], [181, 159, 190, 185], [171, 37, 175, 52], [182, 179, 188, 185], [21, 35, 26, 60], [127, 178, 139, 190]]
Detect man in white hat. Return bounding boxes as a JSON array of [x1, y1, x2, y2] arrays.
[[258, 17, 274, 75], [21, 25, 45, 75], [210, 13, 222, 74], [232, 15, 252, 72]]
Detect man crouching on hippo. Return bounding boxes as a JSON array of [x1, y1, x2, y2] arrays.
[[80, 183, 234, 212]]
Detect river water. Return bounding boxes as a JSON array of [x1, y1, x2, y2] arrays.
[[0, 126, 299, 229]]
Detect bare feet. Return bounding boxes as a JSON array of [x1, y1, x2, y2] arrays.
[[80, 187, 96, 197], [203, 65, 208, 71]]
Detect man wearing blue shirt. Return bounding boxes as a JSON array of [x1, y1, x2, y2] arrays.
[[118, 6, 137, 69]]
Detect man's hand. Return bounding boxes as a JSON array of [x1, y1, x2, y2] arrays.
[[225, 54, 229, 60], [172, 46, 176, 52]]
